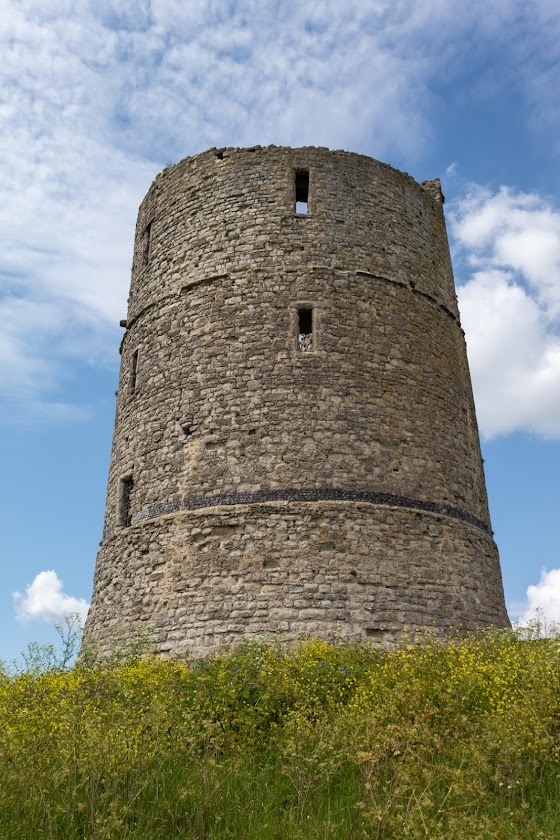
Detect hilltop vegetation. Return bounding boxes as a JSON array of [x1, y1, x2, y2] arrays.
[[1, 626, 560, 839]]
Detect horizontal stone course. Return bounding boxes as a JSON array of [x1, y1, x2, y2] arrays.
[[101, 487, 491, 538]]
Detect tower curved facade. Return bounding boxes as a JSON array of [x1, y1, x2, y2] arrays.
[[84, 146, 509, 656]]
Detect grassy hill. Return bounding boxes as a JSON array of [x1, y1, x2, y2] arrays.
[[1, 626, 560, 838]]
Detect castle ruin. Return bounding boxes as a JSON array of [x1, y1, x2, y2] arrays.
[[84, 146, 510, 656]]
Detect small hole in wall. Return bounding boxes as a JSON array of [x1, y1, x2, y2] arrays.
[[366, 628, 388, 640], [216, 149, 224, 160], [248, 429, 256, 436], [129, 349, 139, 395], [298, 307, 313, 352], [118, 476, 134, 527], [182, 425, 192, 438], [142, 221, 153, 267], [263, 558, 280, 569], [295, 169, 309, 214]]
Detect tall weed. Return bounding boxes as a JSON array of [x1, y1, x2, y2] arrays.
[[1, 629, 559, 838]]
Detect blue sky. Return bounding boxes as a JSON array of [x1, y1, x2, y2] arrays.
[[1, 0, 559, 663]]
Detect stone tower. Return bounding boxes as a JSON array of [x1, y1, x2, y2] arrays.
[[84, 146, 509, 657]]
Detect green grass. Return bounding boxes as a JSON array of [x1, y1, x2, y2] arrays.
[[2, 627, 560, 838]]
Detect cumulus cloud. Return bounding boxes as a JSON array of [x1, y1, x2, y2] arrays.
[[450, 187, 560, 439], [13, 571, 90, 624], [453, 186, 560, 314], [517, 568, 560, 627]]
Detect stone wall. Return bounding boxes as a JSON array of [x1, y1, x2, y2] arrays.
[[84, 146, 509, 657]]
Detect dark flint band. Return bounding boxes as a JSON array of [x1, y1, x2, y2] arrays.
[[102, 487, 491, 540]]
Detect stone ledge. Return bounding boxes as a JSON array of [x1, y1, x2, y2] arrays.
[[101, 486, 491, 541]]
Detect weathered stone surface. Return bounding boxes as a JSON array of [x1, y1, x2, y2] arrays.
[[84, 146, 509, 657]]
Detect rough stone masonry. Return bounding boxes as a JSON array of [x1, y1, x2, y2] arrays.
[[84, 146, 510, 657]]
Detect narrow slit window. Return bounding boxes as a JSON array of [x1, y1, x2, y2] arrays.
[[129, 349, 139, 395], [142, 221, 153, 267], [295, 169, 309, 214], [118, 476, 134, 527], [298, 307, 313, 352]]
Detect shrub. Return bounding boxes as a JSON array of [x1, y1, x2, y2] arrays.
[[1, 629, 560, 838]]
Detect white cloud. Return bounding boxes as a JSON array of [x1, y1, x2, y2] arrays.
[[517, 568, 560, 627], [13, 571, 90, 624], [452, 187, 560, 315], [450, 187, 560, 439]]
